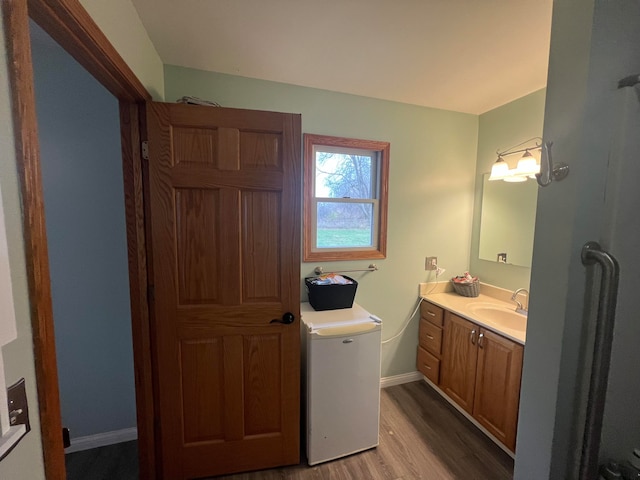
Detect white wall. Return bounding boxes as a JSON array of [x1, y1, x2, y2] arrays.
[[0, 7, 46, 480], [79, 0, 164, 100]]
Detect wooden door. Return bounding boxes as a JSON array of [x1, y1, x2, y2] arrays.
[[473, 328, 524, 451], [440, 312, 478, 413], [146, 102, 301, 479]]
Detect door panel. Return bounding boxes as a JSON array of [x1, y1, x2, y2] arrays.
[[243, 334, 282, 435], [180, 339, 225, 443], [176, 188, 221, 304], [173, 127, 217, 165], [146, 102, 301, 479], [242, 191, 281, 302]]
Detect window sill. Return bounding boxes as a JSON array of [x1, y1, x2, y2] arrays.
[[304, 249, 386, 262]]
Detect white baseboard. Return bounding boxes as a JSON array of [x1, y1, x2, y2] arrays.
[[65, 427, 138, 454], [380, 371, 423, 388]]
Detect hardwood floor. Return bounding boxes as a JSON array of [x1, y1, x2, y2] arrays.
[[65, 381, 513, 480], [65, 439, 138, 479]]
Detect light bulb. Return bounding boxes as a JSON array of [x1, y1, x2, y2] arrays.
[[515, 151, 540, 176], [489, 157, 510, 180]]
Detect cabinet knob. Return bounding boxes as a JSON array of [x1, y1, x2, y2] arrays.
[[470, 329, 477, 344], [478, 332, 485, 348]]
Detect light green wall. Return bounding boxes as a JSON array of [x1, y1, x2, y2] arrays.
[[79, 0, 164, 100], [470, 89, 546, 290], [0, 10, 45, 480], [164, 65, 479, 377], [0, 2, 548, 473]]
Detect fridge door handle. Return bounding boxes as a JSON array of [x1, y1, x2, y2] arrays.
[[579, 241, 620, 480]]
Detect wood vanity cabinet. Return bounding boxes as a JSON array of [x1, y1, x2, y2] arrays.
[[416, 302, 444, 384], [435, 310, 524, 452], [439, 312, 478, 413], [473, 327, 523, 451]]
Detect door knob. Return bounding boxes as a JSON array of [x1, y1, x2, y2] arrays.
[[270, 312, 295, 325]]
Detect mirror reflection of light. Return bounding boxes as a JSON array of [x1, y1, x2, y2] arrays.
[[503, 174, 528, 183]]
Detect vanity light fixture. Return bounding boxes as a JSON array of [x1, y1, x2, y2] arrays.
[[489, 138, 542, 182], [490, 138, 570, 186]]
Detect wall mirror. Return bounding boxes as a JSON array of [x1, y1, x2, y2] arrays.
[[478, 173, 538, 268]]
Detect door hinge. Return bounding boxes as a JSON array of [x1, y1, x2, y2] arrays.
[[141, 140, 149, 160]]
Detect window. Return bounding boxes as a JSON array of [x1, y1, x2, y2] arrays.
[[303, 134, 389, 261]]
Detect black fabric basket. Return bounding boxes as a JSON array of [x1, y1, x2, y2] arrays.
[[305, 276, 358, 311]]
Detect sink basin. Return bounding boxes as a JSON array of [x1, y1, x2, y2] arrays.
[[466, 302, 527, 333]]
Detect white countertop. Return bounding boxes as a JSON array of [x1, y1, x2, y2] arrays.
[[422, 292, 527, 345]]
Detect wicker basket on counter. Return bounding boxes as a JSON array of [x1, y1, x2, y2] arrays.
[[451, 278, 480, 297]]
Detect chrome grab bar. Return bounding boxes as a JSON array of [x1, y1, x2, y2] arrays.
[[579, 241, 620, 480]]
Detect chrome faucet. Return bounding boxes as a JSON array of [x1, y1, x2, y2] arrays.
[[511, 288, 529, 315]]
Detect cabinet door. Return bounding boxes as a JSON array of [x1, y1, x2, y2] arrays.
[[440, 312, 478, 414], [473, 328, 524, 451]]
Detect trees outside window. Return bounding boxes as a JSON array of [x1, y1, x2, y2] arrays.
[[303, 134, 389, 261]]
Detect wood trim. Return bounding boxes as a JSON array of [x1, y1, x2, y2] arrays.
[[303, 133, 390, 262], [27, 0, 150, 103], [2, 2, 65, 478], [119, 101, 155, 479], [3, 1, 153, 479]]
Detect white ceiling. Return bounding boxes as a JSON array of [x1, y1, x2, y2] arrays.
[[130, 0, 553, 115]]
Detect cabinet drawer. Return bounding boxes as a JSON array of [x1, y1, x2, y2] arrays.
[[419, 318, 443, 355], [417, 346, 440, 384], [420, 301, 444, 326]]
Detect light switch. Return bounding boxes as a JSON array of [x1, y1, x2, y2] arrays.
[[0, 378, 28, 461], [7, 379, 29, 432]]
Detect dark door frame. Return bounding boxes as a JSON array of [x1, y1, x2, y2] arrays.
[[3, 1, 154, 478]]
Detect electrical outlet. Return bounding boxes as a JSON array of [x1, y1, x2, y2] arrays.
[[425, 256, 437, 271]]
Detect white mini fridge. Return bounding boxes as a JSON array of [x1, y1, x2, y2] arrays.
[[300, 302, 382, 466]]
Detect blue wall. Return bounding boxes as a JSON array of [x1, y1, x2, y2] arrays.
[[30, 22, 136, 439]]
